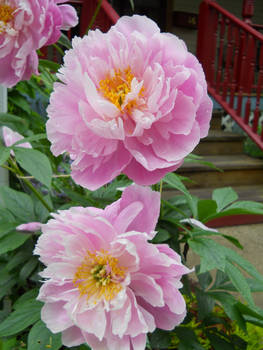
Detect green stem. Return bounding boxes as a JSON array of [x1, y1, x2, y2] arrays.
[[86, 0, 103, 34], [162, 199, 188, 218], [9, 159, 53, 212], [1, 164, 16, 173], [52, 43, 64, 57]]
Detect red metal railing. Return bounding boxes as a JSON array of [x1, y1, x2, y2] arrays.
[[197, 0, 263, 150]]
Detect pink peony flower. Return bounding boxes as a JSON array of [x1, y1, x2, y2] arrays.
[[46, 15, 213, 190], [34, 185, 190, 350], [0, 0, 78, 87], [2, 126, 31, 155]]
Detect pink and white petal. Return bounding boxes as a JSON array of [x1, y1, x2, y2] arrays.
[[59, 4, 78, 30], [131, 334, 147, 350], [195, 95, 213, 138], [62, 326, 86, 347], [112, 201, 144, 234], [110, 293, 131, 337], [83, 73, 120, 121], [124, 137, 176, 170], [139, 300, 186, 330], [71, 143, 132, 190], [41, 302, 73, 333], [40, 262, 78, 280], [113, 15, 160, 40], [83, 332, 108, 350], [152, 121, 201, 162], [75, 306, 107, 340], [124, 158, 183, 186], [38, 281, 78, 303], [161, 91, 197, 135], [110, 238, 139, 273], [158, 32, 187, 65], [114, 184, 160, 235], [129, 273, 164, 307], [125, 289, 152, 337]]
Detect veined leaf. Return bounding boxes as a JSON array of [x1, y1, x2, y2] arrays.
[[0, 299, 42, 337], [212, 187, 238, 211], [14, 148, 52, 189]]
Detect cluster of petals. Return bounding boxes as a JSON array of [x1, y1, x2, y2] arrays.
[[0, 0, 78, 87], [34, 185, 190, 350], [47, 15, 212, 190]]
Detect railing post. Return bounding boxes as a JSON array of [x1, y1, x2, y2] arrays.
[[197, 0, 218, 83], [242, 0, 255, 24]]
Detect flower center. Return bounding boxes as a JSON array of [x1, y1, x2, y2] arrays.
[[0, 4, 14, 23], [99, 67, 143, 113], [0, 3, 15, 33], [73, 250, 126, 303]]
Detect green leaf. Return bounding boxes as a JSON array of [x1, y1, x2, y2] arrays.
[[0, 186, 35, 222], [236, 302, 263, 321], [12, 133, 47, 147], [0, 269, 16, 300], [8, 92, 31, 114], [212, 187, 238, 211], [0, 222, 18, 239], [195, 288, 215, 320], [152, 228, 171, 243], [14, 148, 52, 189], [206, 333, 233, 350], [19, 257, 38, 283], [211, 270, 230, 289], [185, 154, 222, 171], [38, 59, 60, 72], [0, 147, 10, 166], [225, 260, 255, 307], [203, 200, 263, 222], [6, 250, 32, 271], [58, 33, 72, 49], [0, 299, 42, 337], [175, 327, 206, 350], [196, 267, 212, 289], [0, 231, 30, 255], [207, 291, 246, 332], [148, 328, 171, 349], [0, 113, 28, 133], [188, 237, 226, 273], [28, 320, 62, 350], [197, 199, 217, 221], [222, 234, 243, 249], [222, 246, 263, 283], [14, 289, 39, 310], [214, 277, 263, 293], [0, 338, 17, 350], [163, 173, 197, 217]]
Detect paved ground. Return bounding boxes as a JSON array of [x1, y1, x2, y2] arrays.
[[186, 223, 263, 308]]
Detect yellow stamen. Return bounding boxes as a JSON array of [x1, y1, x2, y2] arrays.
[[73, 250, 126, 303], [99, 67, 144, 113], [0, 4, 15, 24]]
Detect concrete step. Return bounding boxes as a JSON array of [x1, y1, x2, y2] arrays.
[[210, 109, 224, 130], [195, 130, 245, 155], [177, 154, 263, 188]]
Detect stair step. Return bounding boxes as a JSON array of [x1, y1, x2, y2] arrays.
[[195, 130, 245, 155], [163, 184, 263, 203], [210, 109, 224, 130], [177, 154, 263, 188]]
